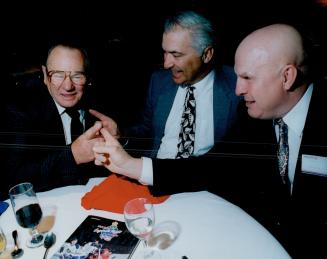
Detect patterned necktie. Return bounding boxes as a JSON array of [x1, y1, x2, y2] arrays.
[[276, 118, 289, 185], [66, 108, 84, 141], [176, 85, 196, 159]]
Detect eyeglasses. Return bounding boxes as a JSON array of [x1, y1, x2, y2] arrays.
[[46, 69, 87, 86]]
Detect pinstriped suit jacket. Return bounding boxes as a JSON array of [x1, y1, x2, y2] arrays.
[[4, 83, 108, 193]]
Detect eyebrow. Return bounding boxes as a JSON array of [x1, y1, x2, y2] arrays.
[[47, 69, 85, 73], [167, 50, 184, 55]]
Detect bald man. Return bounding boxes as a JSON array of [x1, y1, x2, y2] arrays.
[[94, 24, 327, 257]]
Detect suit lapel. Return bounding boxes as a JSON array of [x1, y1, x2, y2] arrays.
[[43, 97, 67, 145], [154, 80, 178, 139], [213, 69, 236, 142]]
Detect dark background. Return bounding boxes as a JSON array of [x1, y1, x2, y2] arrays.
[[2, 0, 327, 125]]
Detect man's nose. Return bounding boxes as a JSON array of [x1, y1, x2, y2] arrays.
[[235, 79, 247, 96], [61, 76, 74, 90], [163, 54, 174, 69]]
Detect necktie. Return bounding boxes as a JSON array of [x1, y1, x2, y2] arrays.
[[276, 119, 289, 185], [66, 108, 84, 141], [176, 86, 196, 159]]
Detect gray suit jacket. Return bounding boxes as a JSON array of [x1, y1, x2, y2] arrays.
[[126, 66, 241, 157]]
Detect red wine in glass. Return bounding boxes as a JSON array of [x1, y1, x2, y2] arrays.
[[15, 203, 43, 228], [9, 183, 44, 248]]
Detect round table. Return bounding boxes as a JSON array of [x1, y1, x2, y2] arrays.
[[0, 178, 291, 259]]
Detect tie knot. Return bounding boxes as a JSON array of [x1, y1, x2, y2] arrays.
[[182, 84, 194, 90], [275, 118, 283, 125], [65, 108, 80, 119], [186, 85, 195, 91], [275, 118, 287, 129]]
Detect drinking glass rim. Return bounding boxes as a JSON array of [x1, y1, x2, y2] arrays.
[[124, 197, 153, 215], [9, 182, 34, 196]]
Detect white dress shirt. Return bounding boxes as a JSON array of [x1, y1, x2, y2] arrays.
[[53, 101, 85, 145], [275, 84, 313, 191], [157, 70, 215, 158], [141, 84, 314, 187]]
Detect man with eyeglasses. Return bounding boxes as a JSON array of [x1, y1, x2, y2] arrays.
[[4, 42, 118, 193]]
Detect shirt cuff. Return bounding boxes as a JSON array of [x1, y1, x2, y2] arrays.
[[139, 157, 153, 186]]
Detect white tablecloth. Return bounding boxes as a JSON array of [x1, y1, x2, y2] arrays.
[[0, 178, 291, 259]]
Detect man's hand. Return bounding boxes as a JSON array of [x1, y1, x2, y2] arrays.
[[93, 128, 142, 180], [89, 109, 120, 138], [71, 121, 104, 164]]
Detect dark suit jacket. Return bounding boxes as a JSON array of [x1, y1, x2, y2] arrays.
[[150, 82, 327, 258], [3, 82, 108, 196], [126, 66, 241, 157]]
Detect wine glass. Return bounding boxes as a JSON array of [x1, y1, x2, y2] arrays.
[[124, 198, 160, 259], [9, 182, 44, 248], [0, 227, 6, 255]]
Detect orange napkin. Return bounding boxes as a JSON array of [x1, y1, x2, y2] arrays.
[[81, 174, 170, 213]]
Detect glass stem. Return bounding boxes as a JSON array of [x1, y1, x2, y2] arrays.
[[31, 227, 43, 244], [31, 228, 38, 236]]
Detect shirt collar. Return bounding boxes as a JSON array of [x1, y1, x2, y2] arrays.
[[180, 70, 215, 92], [192, 70, 215, 92], [53, 99, 82, 117], [283, 84, 313, 138], [53, 100, 66, 115]]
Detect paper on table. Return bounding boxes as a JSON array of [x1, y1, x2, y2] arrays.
[[81, 174, 170, 214]]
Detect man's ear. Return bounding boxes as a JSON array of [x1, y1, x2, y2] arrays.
[[282, 65, 298, 91], [202, 46, 214, 64], [41, 65, 48, 85]]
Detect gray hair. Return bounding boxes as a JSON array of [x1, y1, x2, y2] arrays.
[[164, 10, 215, 56]]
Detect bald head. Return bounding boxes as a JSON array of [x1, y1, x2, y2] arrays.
[[236, 24, 304, 71], [234, 24, 308, 119]]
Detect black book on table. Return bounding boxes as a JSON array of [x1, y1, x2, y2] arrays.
[[51, 215, 139, 259]]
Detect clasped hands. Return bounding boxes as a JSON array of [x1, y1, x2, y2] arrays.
[[71, 109, 142, 180], [71, 109, 119, 165]]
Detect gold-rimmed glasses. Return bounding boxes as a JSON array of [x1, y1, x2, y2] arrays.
[[46, 68, 87, 86]]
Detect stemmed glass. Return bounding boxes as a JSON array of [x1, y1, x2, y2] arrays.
[[9, 182, 44, 248], [124, 198, 160, 259], [0, 227, 6, 255]]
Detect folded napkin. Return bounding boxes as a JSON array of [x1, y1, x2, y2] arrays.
[[81, 174, 170, 213]]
